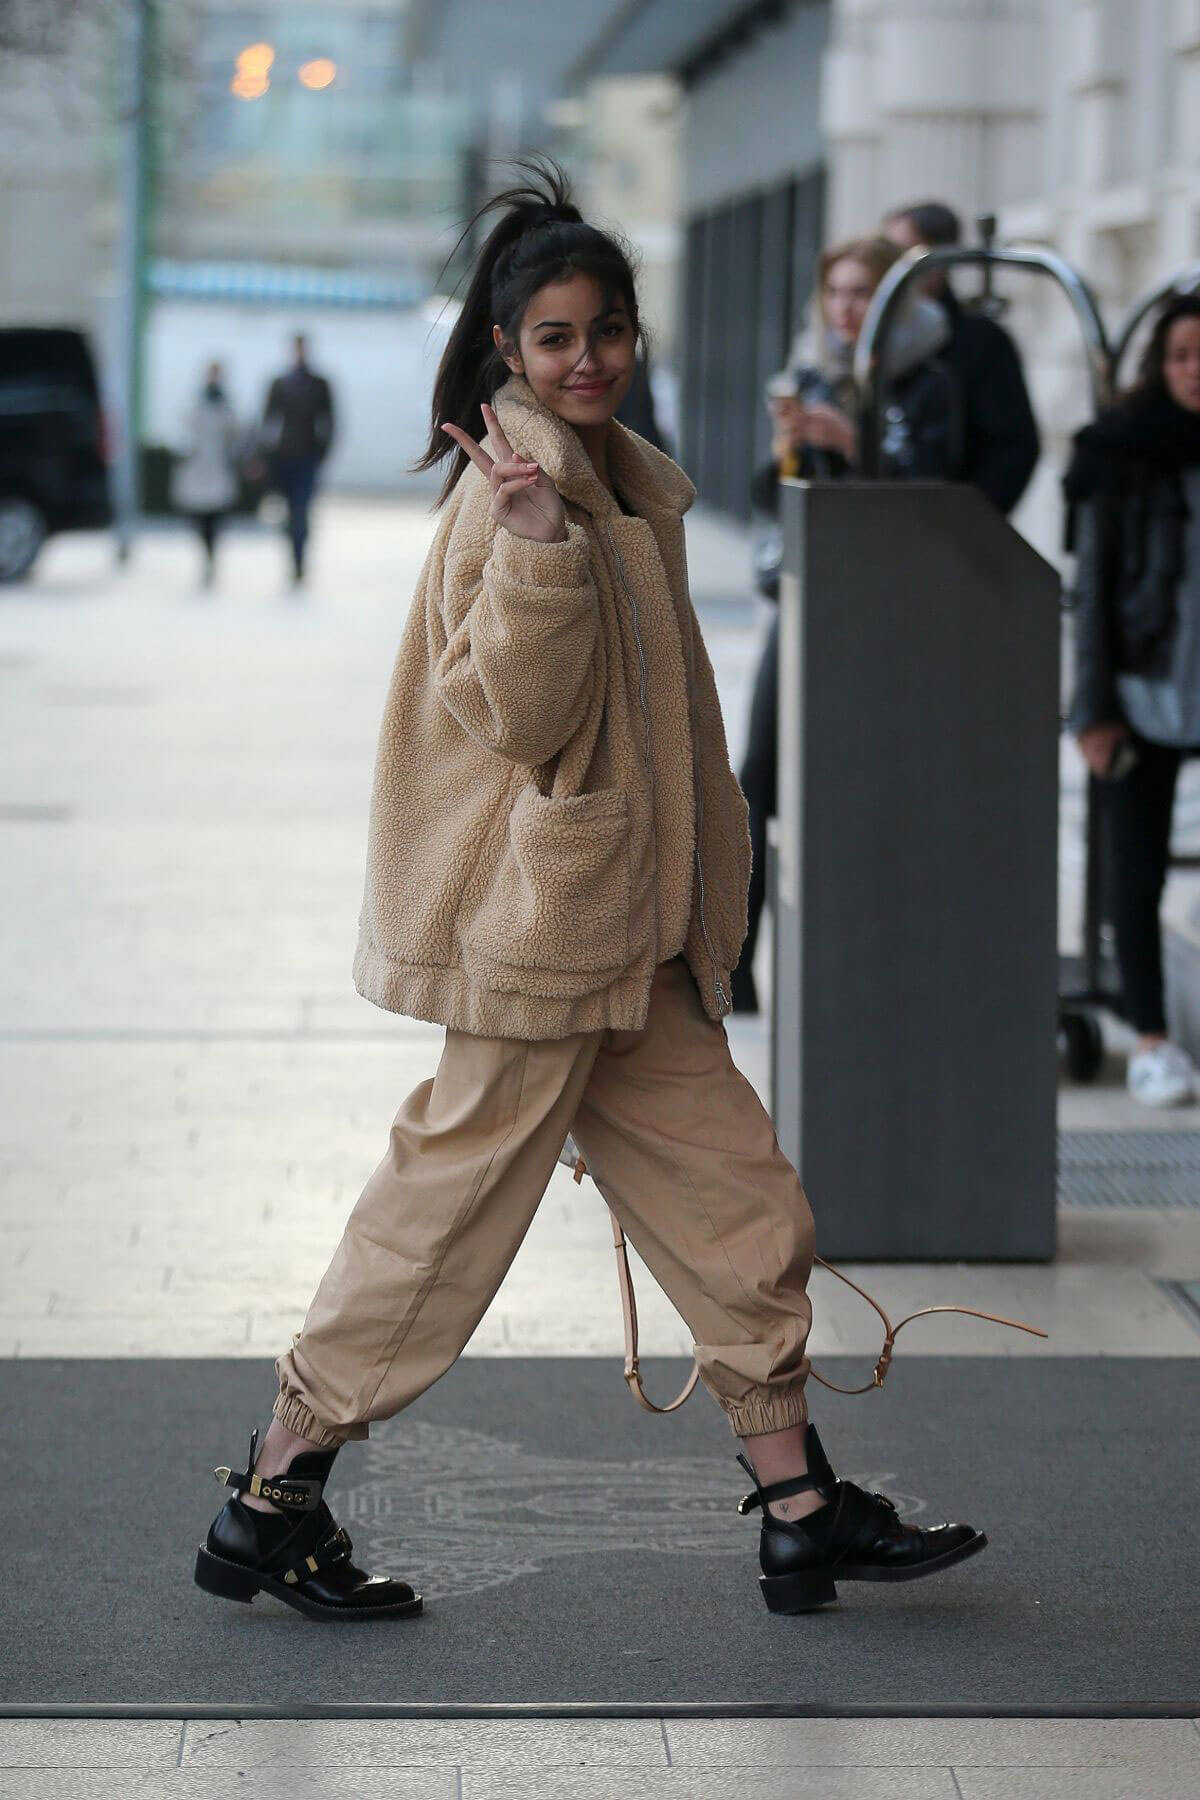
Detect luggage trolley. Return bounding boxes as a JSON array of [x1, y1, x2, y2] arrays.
[[852, 234, 1149, 1082]]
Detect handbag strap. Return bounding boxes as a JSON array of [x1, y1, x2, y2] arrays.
[[569, 1157, 1047, 1409], [571, 1156, 699, 1413], [801, 1256, 1048, 1394], [609, 1204, 701, 1413]]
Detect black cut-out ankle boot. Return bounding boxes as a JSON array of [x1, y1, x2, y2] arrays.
[[194, 1428, 422, 1622], [736, 1424, 986, 1614]]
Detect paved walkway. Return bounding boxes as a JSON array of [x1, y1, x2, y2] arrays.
[[2, 500, 1198, 1796]]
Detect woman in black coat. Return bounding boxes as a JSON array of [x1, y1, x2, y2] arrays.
[[1067, 294, 1200, 1106]]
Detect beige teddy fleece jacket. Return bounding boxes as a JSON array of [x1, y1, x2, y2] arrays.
[[352, 375, 751, 1041]]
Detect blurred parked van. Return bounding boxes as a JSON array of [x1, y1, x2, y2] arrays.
[[0, 328, 112, 581]]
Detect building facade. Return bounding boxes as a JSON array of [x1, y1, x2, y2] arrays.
[[564, 0, 1200, 531], [0, 7, 110, 332], [158, 0, 469, 278], [820, 0, 1200, 545]]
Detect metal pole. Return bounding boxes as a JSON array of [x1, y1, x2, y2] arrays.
[[853, 244, 1113, 477], [113, 0, 152, 563]]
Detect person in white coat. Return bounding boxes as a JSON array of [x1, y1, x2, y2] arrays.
[[171, 362, 240, 585]]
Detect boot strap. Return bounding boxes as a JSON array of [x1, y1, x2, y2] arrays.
[[281, 1525, 352, 1586], [213, 1427, 323, 1513], [734, 1446, 832, 1515], [735, 1474, 823, 1516]]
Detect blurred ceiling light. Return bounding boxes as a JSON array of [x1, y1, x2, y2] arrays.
[[231, 42, 274, 99], [299, 58, 337, 90], [237, 42, 276, 76]]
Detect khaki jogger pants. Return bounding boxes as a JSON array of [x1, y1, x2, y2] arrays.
[[274, 958, 816, 1448]]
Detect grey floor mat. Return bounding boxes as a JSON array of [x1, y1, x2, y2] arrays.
[[3, 1357, 1197, 1714], [1058, 1130, 1200, 1207]]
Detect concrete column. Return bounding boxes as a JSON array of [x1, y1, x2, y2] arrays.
[[1068, 0, 1133, 191], [821, 0, 1045, 235], [1171, 0, 1200, 170]]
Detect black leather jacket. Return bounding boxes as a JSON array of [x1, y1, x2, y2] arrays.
[[939, 289, 1040, 515], [1068, 464, 1190, 731], [751, 353, 966, 506]]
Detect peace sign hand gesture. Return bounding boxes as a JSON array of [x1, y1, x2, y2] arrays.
[[442, 403, 567, 543]]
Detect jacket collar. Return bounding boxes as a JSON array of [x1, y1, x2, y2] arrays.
[[492, 375, 694, 522]]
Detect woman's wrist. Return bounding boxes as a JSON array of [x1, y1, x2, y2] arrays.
[[500, 519, 568, 544]]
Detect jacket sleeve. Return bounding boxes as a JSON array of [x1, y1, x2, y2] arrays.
[[260, 379, 281, 453], [960, 322, 1040, 514], [434, 515, 600, 766], [1067, 496, 1123, 733]]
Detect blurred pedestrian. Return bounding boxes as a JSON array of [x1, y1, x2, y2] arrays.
[[883, 200, 1040, 514], [615, 340, 673, 455], [195, 165, 985, 1625], [261, 334, 335, 584], [1066, 294, 1200, 1106], [170, 361, 240, 588], [760, 233, 957, 500], [733, 233, 957, 1012]]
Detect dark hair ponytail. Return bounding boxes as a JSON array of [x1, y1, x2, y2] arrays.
[[417, 157, 640, 504]]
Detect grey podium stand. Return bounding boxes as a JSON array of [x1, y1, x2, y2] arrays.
[[770, 481, 1060, 1260]]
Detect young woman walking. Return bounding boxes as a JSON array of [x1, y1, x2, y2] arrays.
[[1068, 294, 1200, 1106], [195, 168, 986, 1622]]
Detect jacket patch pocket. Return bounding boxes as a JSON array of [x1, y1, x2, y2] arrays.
[[462, 783, 630, 993]]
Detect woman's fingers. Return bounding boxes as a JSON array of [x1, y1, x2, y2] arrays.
[[441, 422, 540, 490], [491, 458, 539, 486], [443, 415, 559, 532], [441, 422, 495, 478], [493, 474, 540, 508], [480, 402, 515, 463]]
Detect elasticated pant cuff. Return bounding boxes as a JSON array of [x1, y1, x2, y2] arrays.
[[722, 1388, 809, 1438], [272, 1389, 366, 1449]]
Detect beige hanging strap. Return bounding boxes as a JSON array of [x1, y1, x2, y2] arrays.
[[573, 1155, 700, 1413], [571, 1156, 1047, 1409], [805, 1254, 1048, 1394], [609, 1206, 701, 1413]]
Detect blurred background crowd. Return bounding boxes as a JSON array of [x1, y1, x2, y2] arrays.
[[4, 0, 1200, 1098], [5, 0, 1200, 551]]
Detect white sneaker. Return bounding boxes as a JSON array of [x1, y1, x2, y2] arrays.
[[1126, 1040, 1196, 1108]]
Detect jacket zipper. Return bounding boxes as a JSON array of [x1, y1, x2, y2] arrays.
[[607, 521, 728, 1017], [605, 523, 659, 971], [692, 773, 729, 1014], [679, 531, 729, 1015]]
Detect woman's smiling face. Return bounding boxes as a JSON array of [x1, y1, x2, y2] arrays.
[[495, 271, 637, 427]]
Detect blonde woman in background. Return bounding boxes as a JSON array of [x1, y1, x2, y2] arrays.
[[734, 234, 956, 1011]]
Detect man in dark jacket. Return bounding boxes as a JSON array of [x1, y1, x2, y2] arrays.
[[262, 335, 336, 583], [883, 201, 1039, 514]]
